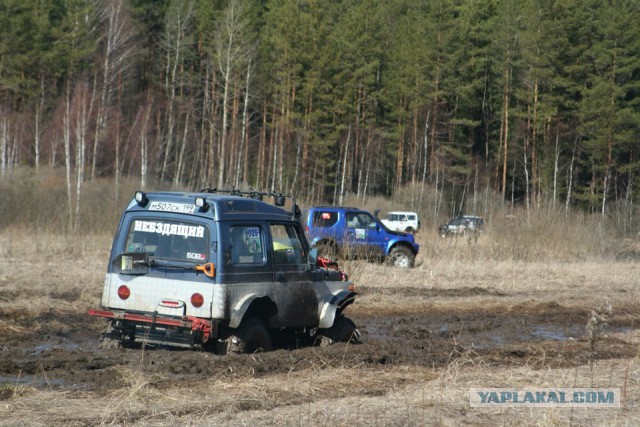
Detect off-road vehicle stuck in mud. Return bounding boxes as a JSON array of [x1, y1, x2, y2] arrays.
[[89, 189, 360, 354]]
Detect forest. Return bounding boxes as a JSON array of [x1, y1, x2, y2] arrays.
[[0, 0, 639, 227]]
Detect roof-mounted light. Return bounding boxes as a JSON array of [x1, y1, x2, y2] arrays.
[[135, 191, 148, 206], [195, 196, 209, 210]]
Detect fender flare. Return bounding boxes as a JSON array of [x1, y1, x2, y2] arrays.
[[229, 294, 257, 328], [318, 290, 357, 329], [229, 294, 278, 328]]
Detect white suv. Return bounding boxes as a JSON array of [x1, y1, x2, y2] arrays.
[[380, 211, 421, 234]]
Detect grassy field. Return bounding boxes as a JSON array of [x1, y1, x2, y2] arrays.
[[1, 223, 639, 425]]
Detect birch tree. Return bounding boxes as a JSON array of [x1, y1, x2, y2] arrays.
[[213, 0, 254, 188]]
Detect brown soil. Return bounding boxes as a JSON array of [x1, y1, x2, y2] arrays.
[[1, 292, 637, 393], [2, 234, 640, 424]]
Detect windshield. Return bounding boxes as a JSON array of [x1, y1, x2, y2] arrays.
[[124, 218, 209, 263]]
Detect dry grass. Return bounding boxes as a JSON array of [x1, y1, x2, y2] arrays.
[[1, 204, 640, 425]]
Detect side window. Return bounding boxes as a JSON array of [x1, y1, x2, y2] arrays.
[[270, 224, 305, 265], [125, 219, 209, 262], [228, 225, 264, 265], [312, 211, 338, 227], [346, 213, 376, 229]]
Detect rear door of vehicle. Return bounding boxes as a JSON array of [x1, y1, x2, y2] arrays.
[[105, 214, 216, 319]]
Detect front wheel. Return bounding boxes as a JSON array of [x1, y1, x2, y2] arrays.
[[386, 246, 415, 268], [315, 315, 361, 346]]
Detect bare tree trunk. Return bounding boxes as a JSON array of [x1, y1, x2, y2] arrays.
[[523, 136, 530, 220], [256, 99, 267, 189], [271, 126, 278, 191], [92, 0, 133, 181], [552, 126, 559, 210], [338, 125, 351, 206], [64, 83, 73, 229], [162, 0, 193, 182], [173, 111, 190, 186], [34, 75, 46, 173], [75, 84, 89, 228], [501, 66, 511, 198], [565, 136, 578, 218], [333, 137, 342, 205], [418, 110, 430, 209], [289, 137, 302, 195], [216, 0, 247, 188], [235, 59, 252, 188], [139, 97, 152, 189], [0, 115, 8, 177]]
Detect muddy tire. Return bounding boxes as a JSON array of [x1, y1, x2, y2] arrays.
[[315, 315, 361, 346], [99, 324, 123, 349], [315, 241, 339, 262], [386, 246, 415, 268], [229, 317, 272, 354]]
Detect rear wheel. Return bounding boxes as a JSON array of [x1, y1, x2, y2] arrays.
[[386, 246, 415, 268], [98, 322, 132, 349], [315, 315, 361, 346], [229, 317, 272, 354]]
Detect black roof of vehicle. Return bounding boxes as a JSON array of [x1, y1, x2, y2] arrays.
[[127, 190, 297, 222]]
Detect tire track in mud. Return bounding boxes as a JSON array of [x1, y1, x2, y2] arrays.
[[1, 300, 639, 392]]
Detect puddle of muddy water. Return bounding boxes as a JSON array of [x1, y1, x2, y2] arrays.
[[360, 315, 638, 352], [32, 342, 84, 355], [0, 374, 65, 386]]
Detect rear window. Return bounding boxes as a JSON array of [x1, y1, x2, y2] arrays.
[[125, 218, 209, 263], [312, 211, 338, 227]]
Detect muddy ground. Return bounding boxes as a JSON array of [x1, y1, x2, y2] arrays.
[[1, 287, 637, 394], [1, 235, 640, 425]]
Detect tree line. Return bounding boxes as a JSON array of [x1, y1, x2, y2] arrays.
[[0, 0, 638, 226]]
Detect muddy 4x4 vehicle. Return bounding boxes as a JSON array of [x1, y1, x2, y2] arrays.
[[304, 206, 419, 268], [90, 189, 360, 354], [439, 215, 485, 238]]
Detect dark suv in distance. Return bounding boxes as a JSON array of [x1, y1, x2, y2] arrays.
[[439, 215, 485, 238], [304, 206, 420, 268]]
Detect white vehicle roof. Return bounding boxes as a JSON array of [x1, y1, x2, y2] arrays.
[[387, 211, 418, 216]]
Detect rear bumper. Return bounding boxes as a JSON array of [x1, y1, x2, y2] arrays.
[[89, 308, 217, 347]]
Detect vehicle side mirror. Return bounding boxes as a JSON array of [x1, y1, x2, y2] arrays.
[[293, 204, 301, 219]]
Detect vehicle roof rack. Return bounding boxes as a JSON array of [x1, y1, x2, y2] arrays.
[[198, 187, 301, 219]]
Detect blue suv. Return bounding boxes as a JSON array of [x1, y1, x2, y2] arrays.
[[304, 206, 420, 268]]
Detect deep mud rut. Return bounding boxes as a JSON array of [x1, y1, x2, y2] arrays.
[[1, 292, 638, 393]]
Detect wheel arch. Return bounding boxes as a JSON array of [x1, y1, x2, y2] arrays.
[[230, 294, 278, 328], [388, 240, 418, 255]]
